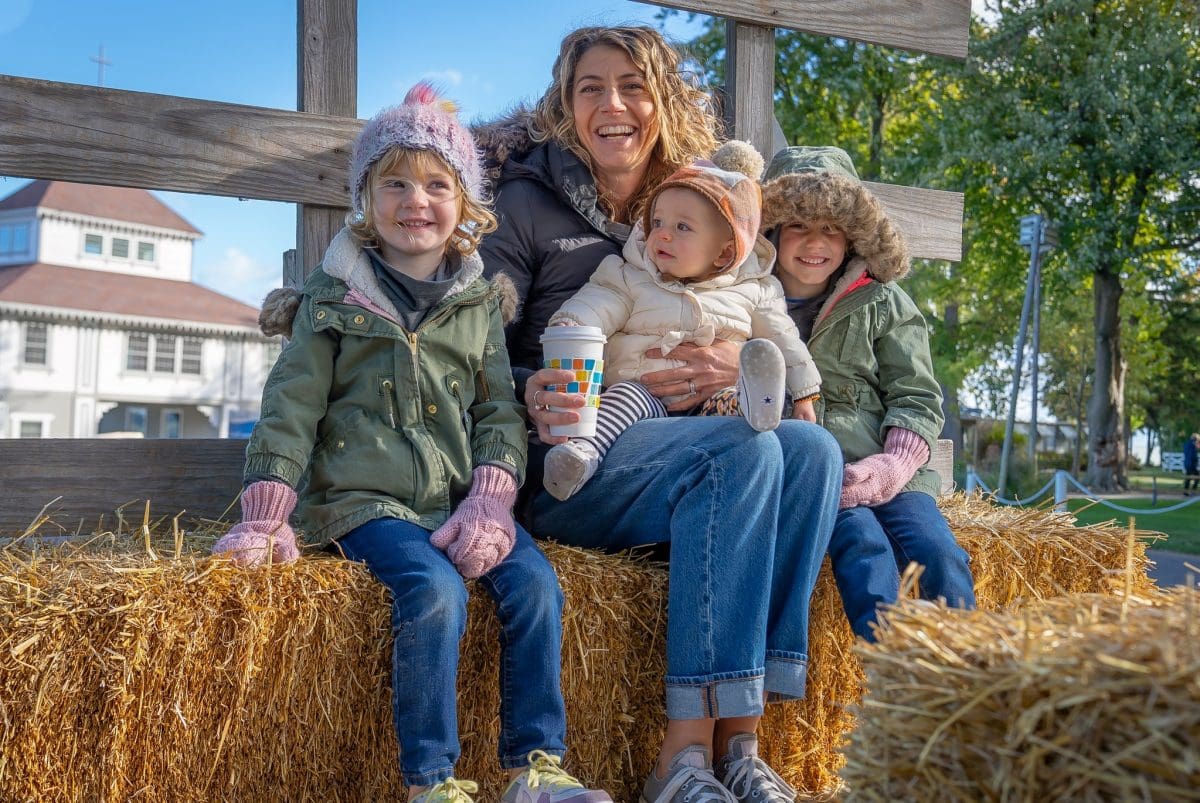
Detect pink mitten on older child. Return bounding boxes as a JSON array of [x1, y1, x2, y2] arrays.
[[839, 427, 930, 510], [429, 465, 519, 578], [212, 480, 302, 566]]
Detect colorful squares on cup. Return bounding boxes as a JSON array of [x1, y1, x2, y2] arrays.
[[588, 395, 601, 408]]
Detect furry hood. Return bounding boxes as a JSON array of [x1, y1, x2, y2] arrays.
[[761, 171, 910, 284], [258, 229, 518, 338], [471, 107, 539, 194]]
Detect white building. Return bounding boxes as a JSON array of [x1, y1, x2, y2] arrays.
[[0, 180, 278, 439]]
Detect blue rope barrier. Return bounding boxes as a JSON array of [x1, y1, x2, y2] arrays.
[[966, 468, 1200, 515]]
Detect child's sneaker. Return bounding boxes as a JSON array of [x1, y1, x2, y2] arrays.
[[736, 339, 786, 432], [500, 750, 613, 802], [715, 734, 797, 802], [543, 440, 602, 501], [640, 745, 737, 803], [410, 777, 478, 803]]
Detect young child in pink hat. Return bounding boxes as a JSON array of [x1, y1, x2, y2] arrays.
[[213, 84, 612, 803]]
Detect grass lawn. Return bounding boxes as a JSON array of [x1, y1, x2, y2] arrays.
[[1067, 496, 1200, 554]]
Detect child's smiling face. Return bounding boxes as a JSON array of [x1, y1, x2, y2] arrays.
[[775, 217, 848, 298], [370, 157, 460, 276]]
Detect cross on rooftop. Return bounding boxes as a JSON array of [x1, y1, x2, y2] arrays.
[[90, 44, 111, 87]]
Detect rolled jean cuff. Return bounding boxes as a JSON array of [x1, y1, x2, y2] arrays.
[[764, 652, 808, 703], [499, 747, 565, 770], [664, 671, 764, 720], [402, 764, 455, 788]]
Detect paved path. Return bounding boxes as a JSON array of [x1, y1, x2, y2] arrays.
[[1147, 549, 1200, 588]]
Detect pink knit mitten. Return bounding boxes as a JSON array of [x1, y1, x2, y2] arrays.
[[429, 466, 518, 579], [839, 427, 930, 510], [212, 481, 302, 566]]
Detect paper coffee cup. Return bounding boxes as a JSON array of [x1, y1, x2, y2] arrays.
[[540, 326, 606, 437]]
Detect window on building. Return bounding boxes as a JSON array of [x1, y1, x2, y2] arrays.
[[84, 233, 103, 255], [181, 338, 203, 374], [161, 409, 182, 439], [22, 322, 48, 365], [154, 335, 177, 373], [126, 407, 148, 435], [18, 420, 45, 438], [137, 241, 155, 261], [111, 237, 130, 258], [0, 222, 30, 257], [126, 332, 150, 371]]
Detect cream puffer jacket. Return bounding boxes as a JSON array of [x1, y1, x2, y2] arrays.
[[549, 224, 820, 405]]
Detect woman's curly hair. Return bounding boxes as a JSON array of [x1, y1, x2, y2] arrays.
[[529, 26, 722, 223]]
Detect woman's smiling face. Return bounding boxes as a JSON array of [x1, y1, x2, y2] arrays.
[[570, 45, 658, 184]]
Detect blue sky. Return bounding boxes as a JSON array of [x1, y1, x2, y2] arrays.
[[0, 0, 710, 306]]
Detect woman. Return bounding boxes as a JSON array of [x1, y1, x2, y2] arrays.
[[478, 26, 841, 803]]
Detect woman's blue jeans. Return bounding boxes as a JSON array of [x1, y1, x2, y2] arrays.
[[828, 491, 976, 641], [336, 517, 567, 786], [531, 416, 842, 721]]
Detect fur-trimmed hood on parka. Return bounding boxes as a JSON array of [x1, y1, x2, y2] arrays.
[[258, 228, 518, 338], [761, 170, 910, 285], [471, 108, 539, 194]]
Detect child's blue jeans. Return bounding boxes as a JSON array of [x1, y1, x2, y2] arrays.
[[336, 517, 567, 787], [828, 491, 976, 641]]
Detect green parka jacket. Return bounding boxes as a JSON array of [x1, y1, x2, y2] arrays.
[[247, 229, 526, 546], [803, 257, 945, 498]]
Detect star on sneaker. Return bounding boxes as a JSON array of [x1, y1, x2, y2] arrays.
[[500, 750, 612, 803], [715, 734, 797, 802], [736, 339, 786, 432]]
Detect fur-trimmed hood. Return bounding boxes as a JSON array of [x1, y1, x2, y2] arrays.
[[471, 107, 539, 194], [761, 170, 910, 285], [258, 228, 518, 337]]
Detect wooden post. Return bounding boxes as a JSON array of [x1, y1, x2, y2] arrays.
[[296, 0, 356, 279], [725, 21, 775, 161]]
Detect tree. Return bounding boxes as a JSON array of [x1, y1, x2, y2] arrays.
[[954, 0, 1200, 488]]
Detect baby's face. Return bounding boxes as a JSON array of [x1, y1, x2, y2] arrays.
[[645, 188, 735, 281], [776, 217, 848, 299]]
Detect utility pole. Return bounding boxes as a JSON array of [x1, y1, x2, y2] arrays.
[[999, 214, 1056, 498]]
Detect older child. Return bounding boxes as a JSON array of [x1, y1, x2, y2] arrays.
[[212, 85, 611, 803], [760, 146, 976, 641], [541, 142, 821, 500]]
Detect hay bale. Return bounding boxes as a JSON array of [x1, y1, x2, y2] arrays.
[[842, 587, 1200, 801], [0, 496, 1154, 801]]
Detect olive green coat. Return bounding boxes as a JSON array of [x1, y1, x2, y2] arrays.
[[807, 257, 944, 498], [246, 229, 526, 545]]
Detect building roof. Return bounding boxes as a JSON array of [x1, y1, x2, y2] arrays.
[[0, 263, 259, 328], [0, 180, 202, 236]]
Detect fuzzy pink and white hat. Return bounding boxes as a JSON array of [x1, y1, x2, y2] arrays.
[[349, 83, 485, 214]]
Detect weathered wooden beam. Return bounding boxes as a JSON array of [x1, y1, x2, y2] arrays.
[[0, 439, 246, 535], [297, 0, 357, 276], [867, 182, 963, 262], [634, 0, 970, 59], [0, 74, 358, 207], [725, 22, 775, 160]]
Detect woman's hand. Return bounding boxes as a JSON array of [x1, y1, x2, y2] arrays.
[[525, 367, 586, 444], [640, 340, 740, 412]]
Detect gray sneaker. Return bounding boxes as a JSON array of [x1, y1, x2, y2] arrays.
[[641, 745, 737, 803], [736, 339, 786, 432], [543, 439, 602, 501], [715, 734, 797, 802]]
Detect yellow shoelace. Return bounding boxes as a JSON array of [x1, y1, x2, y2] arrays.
[[521, 750, 584, 790], [421, 777, 479, 803]]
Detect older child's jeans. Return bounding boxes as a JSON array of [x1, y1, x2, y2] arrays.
[[828, 491, 976, 641], [336, 518, 567, 786], [531, 416, 841, 720]]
